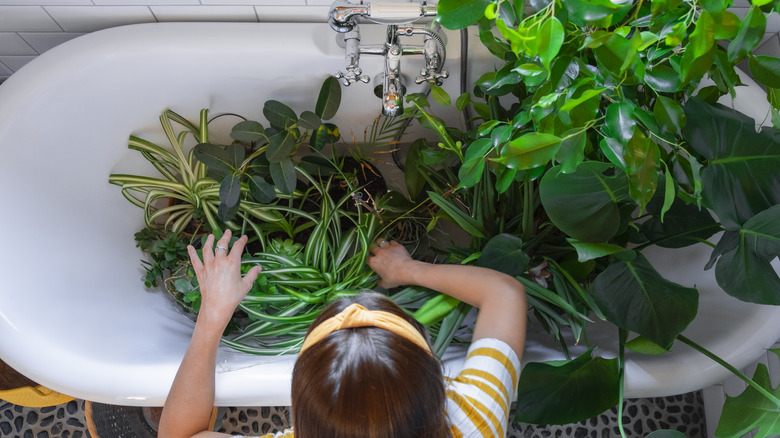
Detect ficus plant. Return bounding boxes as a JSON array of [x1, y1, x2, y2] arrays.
[[392, 0, 780, 434]]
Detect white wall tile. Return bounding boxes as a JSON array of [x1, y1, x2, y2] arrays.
[[151, 5, 258, 21], [202, 0, 305, 4], [0, 55, 35, 71], [0, 6, 61, 32], [0, 59, 12, 76], [0, 1, 91, 5], [93, 0, 199, 5], [18, 31, 85, 53], [755, 34, 780, 58], [0, 32, 36, 55], [254, 5, 329, 21], [43, 6, 157, 32]]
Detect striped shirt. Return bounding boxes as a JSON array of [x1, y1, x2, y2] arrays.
[[246, 338, 521, 438]]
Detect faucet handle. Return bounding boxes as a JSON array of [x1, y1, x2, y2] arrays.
[[335, 68, 370, 86], [415, 69, 449, 86]]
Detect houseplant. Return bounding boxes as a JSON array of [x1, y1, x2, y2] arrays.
[[393, 0, 780, 435]]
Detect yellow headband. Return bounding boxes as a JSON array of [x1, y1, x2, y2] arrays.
[[299, 303, 432, 355]]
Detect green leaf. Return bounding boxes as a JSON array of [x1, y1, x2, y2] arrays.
[[476, 234, 530, 276], [218, 174, 242, 222], [496, 133, 561, 170], [514, 350, 619, 424], [683, 97, 780, 229], [315, 76, 341, 120], [309, 122, 340, 151], [459, 138, 492, 188], [455, 92, 471, 111], [681, 44, 715, 84], [644, 65, 682, 93], [715, 204, 780, 305], [437, 0, 490, 29], [701, 0, 729, 11], [193, 143, 244, 174], [556, 129, 587, 174], [689, 11, 716, 57], [625, 336, 670, 355], [563, 0, 628, 26], [727, 5, 767, 64], [640, 188, 719, 248], [710, 11, 741, 39], [430, 84, 451, 106], [427, 191, 487, 238], [715, 350, 780, 437], [537, 17, 564, 71], [592, 253, 699, 348], [539, 162, 632, 242], [566, 238, 628, 262], [404, 138, 427, 200], [230, 120, 266, 143], [266, 129, 297, 163], [248, 175, 276, 203], [749, 55, 780, 88], [652, 0, 682, 17], [298, 111, 322, 131], [645, 431, 687, 438], [263, 100, 298, 130], [624, 129, 660, 212], [269, 159, 297, 194], [559, 87, 605, 127], [653, 96, 686, 135], [605, 102, 636, 144]]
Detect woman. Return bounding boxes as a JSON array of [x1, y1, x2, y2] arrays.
[[159, 230, 526, 438]]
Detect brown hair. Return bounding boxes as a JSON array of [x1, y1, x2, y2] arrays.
[[291, 292, 452, 438]]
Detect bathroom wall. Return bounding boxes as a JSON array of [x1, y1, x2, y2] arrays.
[[0, 0, 779, 83]]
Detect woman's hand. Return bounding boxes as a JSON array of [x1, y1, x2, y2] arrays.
[[366, 240, 418, 289], [187, 230, 262, 328]]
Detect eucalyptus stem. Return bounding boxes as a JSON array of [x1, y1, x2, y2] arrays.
[[677, 334, 780, 407]]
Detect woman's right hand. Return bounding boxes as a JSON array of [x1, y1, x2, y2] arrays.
[[366, 240, 418, 289]]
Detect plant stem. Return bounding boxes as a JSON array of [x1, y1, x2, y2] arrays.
[[677, 335, 780, 406], [617, 329, 628, 438]]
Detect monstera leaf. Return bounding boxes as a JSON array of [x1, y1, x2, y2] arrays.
[[539, 162, 632, 242], [683, 97, 780, 230], [592, 252, 699, 348], [514, 349, 619, 424], [713, 204, 780, 304], [716, 349, 780, 437]]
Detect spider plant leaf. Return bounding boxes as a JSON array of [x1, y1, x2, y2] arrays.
[[194, 143, 244, 174], [315, 76, 341, 120], [427, 191, 487, 238]]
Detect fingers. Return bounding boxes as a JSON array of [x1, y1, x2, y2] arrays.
[[187, 244, 204, 274], [202, 234, 215, 265], [214, 229, 232, 257], [228, 234, 248, 262], [241, 265, 263, 292]]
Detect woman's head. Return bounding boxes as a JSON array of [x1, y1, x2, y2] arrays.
[[291, 292, 450, 438]]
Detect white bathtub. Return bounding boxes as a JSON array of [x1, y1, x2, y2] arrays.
[[0, 22, 778, 407]]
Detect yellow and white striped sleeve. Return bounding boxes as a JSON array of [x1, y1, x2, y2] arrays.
[[445, 338, 522, 438], [237, 428, 294, 438]]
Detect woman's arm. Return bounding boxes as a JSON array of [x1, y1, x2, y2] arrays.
[[367, 241, 527, 360], [158, 230, 262, 438]]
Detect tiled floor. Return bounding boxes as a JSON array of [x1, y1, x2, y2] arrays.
[[1, 392, 707, 437]]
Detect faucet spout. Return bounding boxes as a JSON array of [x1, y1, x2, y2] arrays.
[[381, 26, 404, 117]]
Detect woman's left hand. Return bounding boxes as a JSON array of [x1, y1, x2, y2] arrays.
[[187, 230, 262, 327]]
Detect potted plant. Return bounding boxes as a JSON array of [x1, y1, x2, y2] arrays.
[[388, 0, 780, 435]]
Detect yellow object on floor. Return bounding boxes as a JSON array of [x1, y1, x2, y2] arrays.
[[0, 385, 74, 407]]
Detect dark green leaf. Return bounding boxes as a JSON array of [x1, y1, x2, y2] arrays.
[[625, 130, 660, 212], [437, 0, 490, 29], [715, 350, 780, 437], [497, 133, 561, 170], [266, 129, 297, 163], [539, 162, 632, 242], [298, 111, 322, 130], [640, 192, 719, 249], [556, 129, 587, 174], [455, 92, 471, 111], [514, 350, 619, 424], [727, 6, 767, 64], [230, 120, 266, 143], [563, 0, 628, 26], [605, 102, 636, 144], [689, 12, 716, 57], [269, 159, 297, 194], [559, 87, 604, 127], [681, 44, 715, 84], [749, 55, 780, 88], [705, 230, 739, 270], [315, 76, 341, 120], [715, 204, 780, 305], [701, 0, 728, 12], [476, 234, 530, 276], [592, 253, 699, 348], [263, 100, 298, 130], [459, 155, 486, 189], [654, 96, 686, 135], [566, 238, 628, 262], [683, 97, 780, 229], [651, 0, 682, 18], [218, 174, 242, 222], [248, 175, 276, 203], [404, 138, 427, 201], [193, 143, 244, 174], [309, 122, 340, 151], [537, 17, 564, 70]]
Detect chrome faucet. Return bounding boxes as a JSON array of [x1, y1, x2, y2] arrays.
[[329, 1, 446, 117]]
